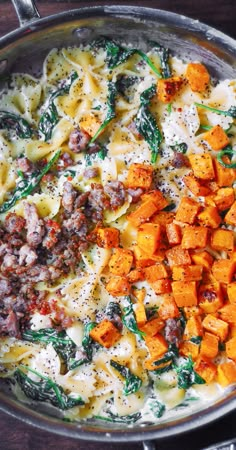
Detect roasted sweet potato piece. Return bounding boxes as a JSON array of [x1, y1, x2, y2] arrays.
[[108, 248, 133, 277], [227, 283, 236, 304], [157, 76, 183, 103], [145, 333, 168, 359], [166, 222, 182, 245], [189, 153, 215, 180], [172, 265, 203, 281], [166, 245, 191, 267], [158, 294, 180, 320], [172, 280, 198, 307], [183, 306, 203, 319], [197, 206, 221, 229], [183, 315, 203, 340], [217, 361, 236, 386], [213, 187, 235, 211], [137, 223, 161, 255], [213, 157, 236, 187], [97, 227, 120, 248], [127, 163, 153, 189], [141, 190, 168, 210], [180, 341, 199, 361], [144, 263, 168, 282], [212, 260, 236, 284], [203, 125, 230, 151], [152, 211, 175, 230], [211, 229, 234, 252], [139, 317, 165, 336], [225, 200, 236, 226], [133, 245, 164, 268], [106, 276, 131, 296], [226, 336, 236, 361], [181, 226, 208, 249], [175, 197, 200, 224], [134, 303, 147, 326], [151, 278, 172, 295], [79, 113, 101, 136], [127, 199, 158, 228], [185, 62, 210, 92], [183, 173, 210, 197], [202, 314, 229, 341], [194, 357, 217, 383], [127, 268, 145, 283], [90, 319, 121, 348], [132, 287, 146, 303], [200, 332, 219, 359], [191, 251, 213, 270], [199, 283, 223, 313], [218, 304, 236, 324]]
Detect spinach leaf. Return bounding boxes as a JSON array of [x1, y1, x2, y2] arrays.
[[0, 150, 60, 214], [122, 296, 145, 340], [110, 360, 142, 396], [89, 81, 117, 144], [163, 203, 176, 212], [15, 366, 84, 410], [216, 146, 236, 169], [105, 302, 122, 321], [0, 111, 33, 138], [145, 306, 159, 320], [116, 75, 139, 98], [95, 411, 141, 424], [190, 336, 202, 345], [170, 142, 188, 154], [149, 41, 171, 78], [175, 357, 205, 389], [135, 84, 162, 163], [153, 343, 179, 374], [68, 322, 97, 370], [195, 102, 236, 118], [22, 327, 76, 363], [39, 71, 78, 141], [149, 400, 166, 418]]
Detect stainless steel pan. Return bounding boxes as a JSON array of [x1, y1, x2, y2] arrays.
[[0, 1, 235, 448]]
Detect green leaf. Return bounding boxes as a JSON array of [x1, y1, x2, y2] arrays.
[[0, 111, 33, 138], [216, 146, 236, 169], [68, 322, 97, 370], [122, 296, 145, 339], [195, 102, 236, 118], [149, 400, 166, 418], [135, 84, 162, 163], [105, 302, 122, 321], [15, 366, 84, 410], [175, 357, 205, 389], [110, 360, 142, 396], [170, 142, 188, 154], [152, 343, 179, 374], [190, 336, 202, 345], [0, 150, 61, 214], [149, 41, 171, 78], [89, 81, 117, 144], [95, 411, 141, 424]]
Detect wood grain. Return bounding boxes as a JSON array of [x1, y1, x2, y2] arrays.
[[0, 1, 235, 449]]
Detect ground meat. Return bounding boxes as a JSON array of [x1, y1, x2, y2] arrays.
[[164, 318, 182, 347], [68, 128, 90, 153], [0, 278, 12, 298], [63, 209, 88, 238], [22, 265, 51, 283], [62, 181, 77, 213], [0, 311, 19, 338], [0, 243, 11, 258], [1, 253, 18, 272], [43, 220, 61, 250], [4, 213, 26, 234], [4, 233, 24, 248], [171, 152, 190, 169], [86, 143, 101, 155], [59, 152, 74, 168], [104, 181, 126, 210], [74, 192, 89, 209], [87, 183, 110, 221], [128, 120, 143, 139], [24, 203, 45, 247], [127, 187, 144, 204], [83, 167, 99, 179], [19, 244, 37, 267], [17, 157, 34, 174]]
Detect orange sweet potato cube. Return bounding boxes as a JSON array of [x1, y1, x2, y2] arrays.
[[141, 190, 168, 211], [134, 303, 147, 326], [198, 206, 221, 229], [139, 317, 165, 337], [202, 314, 229, 341], [194, 357, 217, 383], [157, 76, 183, 103], [191, 251, 213, 270], [183, 173, 210, 197], [175, 197, 200, 224], [152, 211, 175, 230], [180, 341, 200, 361], [172, 265, 203, 281], [227, 283, 236, 304], [132, 287, 146, 303], [203, 125, 230, 151], [212, 260, 236, 284], [183, 315, 203, 340], [181, 226, 208, 249], [211, 229, 234, 252], [128, 199, 158, 228], [79, 114, 101, 136], [158, 294, 180, 320], [226, 336, 236, 361], [199, 283, 223, 313], [97, 227, 120, 248], [90, 319, 121, 348], [225, 201, 236, 226], [213, 157, 236, 187], [137, 223, 161, 255], [200, 332, 219, 359], [185, 63, 210, 92], [127, 268, 145, 283], [145, 333, 168, 359], [126, 163, 153, 189], [108, 248, 133, 277], [133, 245, 162, 268], [144, 263, 168, 283], [217, 361, 236, 386], [218, 304, 236, 324], [166, 245, 191, 267], [213, 187, 235, 211], [106, 276, 131, 297], [189, 153, 215, 180], [172, 281, 198, 307], [183, 306, 203, 319], [151, 279, 172, 295], [166, 222, 182, 245]]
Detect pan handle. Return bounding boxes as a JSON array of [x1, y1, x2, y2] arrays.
[[11, 0, 40, 26], [143, 440, 156, 450]]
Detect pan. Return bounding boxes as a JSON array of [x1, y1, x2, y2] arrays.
[[0, 1, 235, 449]]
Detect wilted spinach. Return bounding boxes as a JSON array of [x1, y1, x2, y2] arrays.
[[195, 102, 236, 118], [175, 357, 205, 389], [0, 111, 33, 138], [149, 41, 171, 78], [89, 81, 117, 144], [110, 360, 142, 396], [149, 400, 166, 418], [68, 322, 97, 370], [170, 142, 188, 154], [122, 296, 145, 340], [95, 410, 141, 424], [152, 343, 179, 374]]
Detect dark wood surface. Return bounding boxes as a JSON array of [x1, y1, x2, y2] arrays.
[[0, 1, 235, 449]]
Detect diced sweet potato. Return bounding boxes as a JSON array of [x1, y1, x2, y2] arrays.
[[225, 200, 236, 226], [185, 63, 210, 92], [189, 153, 215, 180], [175, 197, 200, 224], [181, 226, 208, 249], [144, 263, 168, 283], [97, 227, 120, 248], [199, 283, 223, 313], [183, 173, 210, 197], [191, 251, 213, 270], [213, 187, 235, 211], [151, 278, 172, 295], [213, 157, 236, 187], [152, 212, 175, 230], [108, 248, 133, 276], [217, 361, 236, 386], [127, 268, 145, 283], [137, 223, 161, 255], [172, 265, 203, 281], [183, 306, 203, 319], [106, 276, 131, 296], [133, 245, 164, 268], [218, 304, 236, 324], [202, 314, 229, 341], [172, 280, 198, 307], [128, 199, 158, 228], [211, 229, 234, 252], [166, 245, 191, 267], [90, 319, 121, 348], [127, 163, 153, 189], [134, 303, 147, 326], [183, 315, 203, 340], [200, 332, 219, 359], [197, 206, 221, 229], [194, 357, 217, 383], [158, 294, 180, 320], [139, 317, 165, 336], [227, 283, 236, 304], [166, 222, 182, 245], [226, 336, 236, 361], [212, 259, 236, 284], [203, 125, 230, 151], [145, 333, 168, 359], [157, 76, 183, 103], [132, 287, 146, 303], [79, 113, 101, 136], [141, 190, 168, 210], [180, 341, 199, 361]]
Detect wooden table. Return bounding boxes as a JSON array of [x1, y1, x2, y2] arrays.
[[0, 1, 235, 449]]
